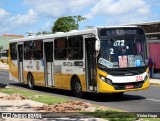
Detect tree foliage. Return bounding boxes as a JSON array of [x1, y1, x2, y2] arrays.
[[73, 15, 86, 28], [36, 31, 52, 35], [52, 15, 86, 33]]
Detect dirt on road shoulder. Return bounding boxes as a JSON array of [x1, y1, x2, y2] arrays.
[[0, 93, 27, 100], [33, 100, 97, 112], [0, 92, 106, 113]]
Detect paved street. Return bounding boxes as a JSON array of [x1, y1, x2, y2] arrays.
[[0, 69, 160, 112]]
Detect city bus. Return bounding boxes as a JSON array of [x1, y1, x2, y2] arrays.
[[9, 26, 149, 97]]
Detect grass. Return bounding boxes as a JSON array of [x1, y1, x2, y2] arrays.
[[83, 110, 160, 121], [0, 87, 67, 105], [142, 118, 160, 121], [83, 110, 137, 121], [31, 94, 67, 105]]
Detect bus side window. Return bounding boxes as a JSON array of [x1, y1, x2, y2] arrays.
[[24, 41, 33, 60], [54, 38, 67, 60], [10, 43, 17, 60], [33, 40, 43, 60], [68, 36, 83, 60]]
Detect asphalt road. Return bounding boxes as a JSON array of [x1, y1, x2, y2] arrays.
[[0, 69, 160, 112]]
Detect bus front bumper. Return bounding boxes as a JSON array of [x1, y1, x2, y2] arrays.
[[97, 77, 149, 93]]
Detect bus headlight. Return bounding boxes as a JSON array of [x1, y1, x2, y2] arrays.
[[100, 76, 105, 81], [100, 75, 113, 85], [105, 78, 113, 85], [144, 75, 148, 82]]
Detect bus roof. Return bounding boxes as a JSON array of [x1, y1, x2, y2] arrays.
[[9, 29, 96, 43], [95, 25, 138, 29], [9, 26, 139, 43]]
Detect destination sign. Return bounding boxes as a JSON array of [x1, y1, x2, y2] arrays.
[[99, 28, 144, 36], [107, 29, 136, 35]]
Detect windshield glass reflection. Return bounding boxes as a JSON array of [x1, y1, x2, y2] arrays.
[[99, 37, 147, 68]]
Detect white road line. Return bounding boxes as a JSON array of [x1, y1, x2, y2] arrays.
[[0, 72, 8, 75], [146, 98, 160, 102]]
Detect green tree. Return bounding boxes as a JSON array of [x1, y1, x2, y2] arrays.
[[52, 15, 86, 33], [36, 31, 52, 35], [73, 15, 86, 28], [52, 16, 78, 33]]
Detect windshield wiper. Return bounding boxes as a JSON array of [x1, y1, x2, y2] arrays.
[[98, 64, 107, 68]]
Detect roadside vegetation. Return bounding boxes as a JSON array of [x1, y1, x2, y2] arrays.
[[84, 111, 160, 121], [0, 87, 67, 104], [83, 110, 137, 121]]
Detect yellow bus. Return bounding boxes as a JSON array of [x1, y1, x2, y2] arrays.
[[9, 26, 149, 97]]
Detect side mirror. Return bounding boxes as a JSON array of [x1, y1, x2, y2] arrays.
[[145, 59, 148, 64], [95, 36, 100, 51]]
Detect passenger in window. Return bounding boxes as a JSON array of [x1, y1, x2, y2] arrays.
[[121, 46, 127, 55], [148, 57, 153, 78], [69, 50, 74, 59]]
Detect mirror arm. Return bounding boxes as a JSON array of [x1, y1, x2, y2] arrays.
[[95, 36, 100, 57]]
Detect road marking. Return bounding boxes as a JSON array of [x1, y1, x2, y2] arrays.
[[146, 98, 160, 102], [0, 72, 8, 75]]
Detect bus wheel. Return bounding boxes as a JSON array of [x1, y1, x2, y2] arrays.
[[28, 74, 34, 89], [72, 77, 83, 98]]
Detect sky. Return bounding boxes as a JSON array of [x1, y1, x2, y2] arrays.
[[0, 0, 160, 35]]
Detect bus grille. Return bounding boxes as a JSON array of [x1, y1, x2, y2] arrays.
[[113, 81, 144, 90], [108, 68, 146, 76], [98, 66, 147, 76]]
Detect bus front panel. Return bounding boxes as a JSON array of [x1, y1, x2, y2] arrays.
[[96, 27, 149, 93]]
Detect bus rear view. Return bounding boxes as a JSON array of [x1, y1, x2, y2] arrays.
[[96, 27, 149, 95]]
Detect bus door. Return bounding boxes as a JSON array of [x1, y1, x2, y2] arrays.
[[17, 44, 24, 83], [85, 38, 97, 91], [44, 41, 54, 87]]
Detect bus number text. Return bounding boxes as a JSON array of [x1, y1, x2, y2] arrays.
[[63, 62, 74, 67], [113, 40, 125, 46], [136, 76, 143, 82]]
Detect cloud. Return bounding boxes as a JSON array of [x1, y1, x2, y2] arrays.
[[0, 8, 10, 33], [24, 0, 97, 17], [0, 8, 39, 34], [9, 9, 38, 26], [0, 8, 9, 16], [0, 8, 9, 22], [85, 0, 151, 25], [137, 6, 150, 15], [0, 0, 156, 35], [92, 0, 149, 15]]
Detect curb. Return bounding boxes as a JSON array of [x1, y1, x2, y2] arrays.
[[0, 68, 9, 70], [0, 66, 9, 70], [150, 82, 160, 86]]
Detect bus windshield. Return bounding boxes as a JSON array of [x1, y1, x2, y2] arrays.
[[98, 36, 147, 68]]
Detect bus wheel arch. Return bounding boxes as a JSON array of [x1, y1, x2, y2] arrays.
[[71, 75, 83, 98], [27, 72, 35, 89]]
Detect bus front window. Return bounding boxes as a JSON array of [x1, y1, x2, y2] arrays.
[[99, 37, 147, 68]]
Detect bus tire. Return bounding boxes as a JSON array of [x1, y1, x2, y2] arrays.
[[71, 77, 83, 98], [27, 73, 35, 89]]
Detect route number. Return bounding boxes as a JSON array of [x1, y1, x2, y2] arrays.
[[114, 40, 125, 46], [110, 48, 114, 54]]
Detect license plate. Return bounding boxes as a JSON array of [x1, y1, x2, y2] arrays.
[[125, 85, 134, 89]]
